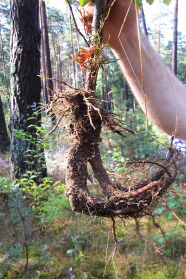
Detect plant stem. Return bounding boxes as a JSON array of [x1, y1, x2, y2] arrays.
[[66, 0, 90, 47], [14, 193, 29, 278], [92, 0, 104, 37]]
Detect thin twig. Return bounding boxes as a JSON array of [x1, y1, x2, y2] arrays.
[[127, 160, 172, 177], [135, 214, 165, 255], [111, 216, 117, 244], [39, 75, 78, 90], [170, 190, 186, 198], [14, 193, 29, 278], [160, 198, 186, 227], [46, 114, 64, 137], [66, 0, 90, 47], [135, 217, 143, 240], [123, 180, 160, 199], [150, 211, 166, 238]]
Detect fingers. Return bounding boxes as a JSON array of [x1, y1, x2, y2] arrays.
[[79, 0, 108, 34], [80, 0, 108, 19], [79, 2, 94, 33], [84, 2, 94, 17], [78, 2, 94, 20]]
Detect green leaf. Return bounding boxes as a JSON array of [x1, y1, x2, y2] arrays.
[[152, 233, 161, 239], [133, 0, 142, 9], [146, 0, 154, 4], [157, 236, 165, 244], [163, 0, 172, 5], [166, 211, 173, 220], [79, 0, 91, 7], [27, 117, 35, 120], [166, 246, 171, 256], [154, 207, 165, 214]]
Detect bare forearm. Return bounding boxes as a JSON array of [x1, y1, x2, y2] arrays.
[[112, 30, 186, 140], [82, 0, 186, 140]]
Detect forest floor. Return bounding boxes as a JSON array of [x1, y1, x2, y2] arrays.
[[0, 149, 185, 279]]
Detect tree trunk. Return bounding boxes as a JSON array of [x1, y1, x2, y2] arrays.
[[102, 71, 106, 109], [0, 21, 7, 86], [41, 27, 49, 105], [105, 69, 112, 111], [139, 1, 148, 37], [132, 97, 136, 113], [0, 20, 10, 152], [69, 12, 76, 87], [172, 0, 178, 75], [58, 43, 64, 92], [40, 0, 56, 122], [124, 79, 129, 114], [51, 31, 60, 90], [0, 94, 10, 152], [10, 0, 47, 179]]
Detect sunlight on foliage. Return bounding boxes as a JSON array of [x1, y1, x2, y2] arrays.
[[79, 0, 172, 8]]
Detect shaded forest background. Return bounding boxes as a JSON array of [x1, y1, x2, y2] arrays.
[[0, 0, 185, 278]]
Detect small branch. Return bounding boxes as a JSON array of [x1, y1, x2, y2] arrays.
[[113, 206, 140, 216], [46, 114, 64, 137], [66, 0, 90, 47], [8, 255, 25, 268], [127, 160, 172, 177], [39, 75, 78, 90], [170, 190, 186, 198], [110, 216, 117, 244], [135, 217, 143, 240], [111, 181, 161, 216], [160, 198, 186, 227], [14, 193, 29, 278], [122, 181, 160, 199], [150, 211, 166, 238]]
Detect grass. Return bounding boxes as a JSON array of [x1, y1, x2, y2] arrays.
[[0, 204, 185, 278], [0, 149, 185, 279]]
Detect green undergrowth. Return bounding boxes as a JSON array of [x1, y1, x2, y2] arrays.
[[0, 107, 185, 278], [0, 195, 185, 278], [0, 155, 185, 278]]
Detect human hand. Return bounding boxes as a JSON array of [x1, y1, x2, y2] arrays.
[[80, 0, 137, 49]]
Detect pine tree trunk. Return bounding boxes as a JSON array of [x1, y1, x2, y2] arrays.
[[40, 0, 56, 121], [58, 43, 64, 92], [0, 20, 10, 152], [102, 71, 107, 109], [41, 27, 49, 105], [105, 64, 112, 111], [124, 79, 129, 114], [0, 21, 7, 86], [132, 98, 136, 113], [140, 3, 148, 36], [172, 0, 178, 75], [10, 0, 47, 179], [0, 94, 10, 152], [51, 31, 60, 90], [69, 12, 76, 87]]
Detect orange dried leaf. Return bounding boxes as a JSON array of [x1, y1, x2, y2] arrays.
[[73, 45, 99, 66]]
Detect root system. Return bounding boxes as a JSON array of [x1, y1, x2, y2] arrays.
[[45, 63, 177, 218]]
